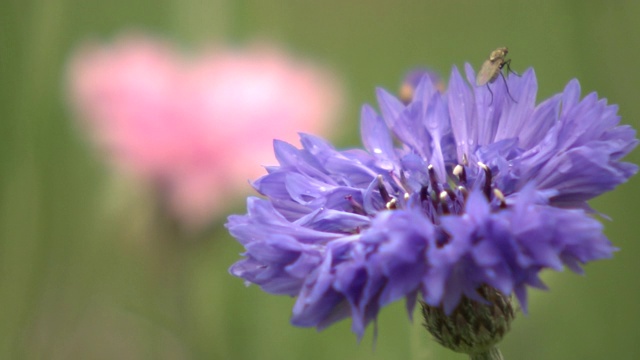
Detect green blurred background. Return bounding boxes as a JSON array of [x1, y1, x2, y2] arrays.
[[2, 1, 640, 359]]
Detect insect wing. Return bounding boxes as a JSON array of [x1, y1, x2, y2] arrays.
[[476, 59, 499, 86]]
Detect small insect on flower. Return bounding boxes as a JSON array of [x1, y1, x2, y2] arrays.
[[476, 47, 518, 104]]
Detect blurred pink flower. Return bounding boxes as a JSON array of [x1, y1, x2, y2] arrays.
[[68, 35, 343, 228]]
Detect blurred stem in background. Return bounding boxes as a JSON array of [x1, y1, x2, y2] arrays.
[[1, 0, 67, 357]]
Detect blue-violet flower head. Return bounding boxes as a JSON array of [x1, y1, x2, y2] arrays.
[[228, 64, 637, 339], [399, 68, 444, 103]]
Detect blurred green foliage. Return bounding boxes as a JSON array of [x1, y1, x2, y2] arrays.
[[1, 0, 639, 359]]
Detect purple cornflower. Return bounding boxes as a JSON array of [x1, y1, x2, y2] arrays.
[[399, 68, 444, 103], [228, 64, 637, 339]]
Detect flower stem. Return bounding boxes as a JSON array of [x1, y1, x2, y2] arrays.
[[470, 347, 503, 360]]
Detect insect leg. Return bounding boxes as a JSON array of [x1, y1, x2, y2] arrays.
[[502, 59, 520, 77], [499, 71, 518, 103], [486, 84, 494, 106]]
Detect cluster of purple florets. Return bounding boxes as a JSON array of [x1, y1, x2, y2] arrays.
[[228, 64, 637, 338]]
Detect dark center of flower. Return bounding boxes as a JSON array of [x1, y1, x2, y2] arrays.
[[370, 159, 507, 223]]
